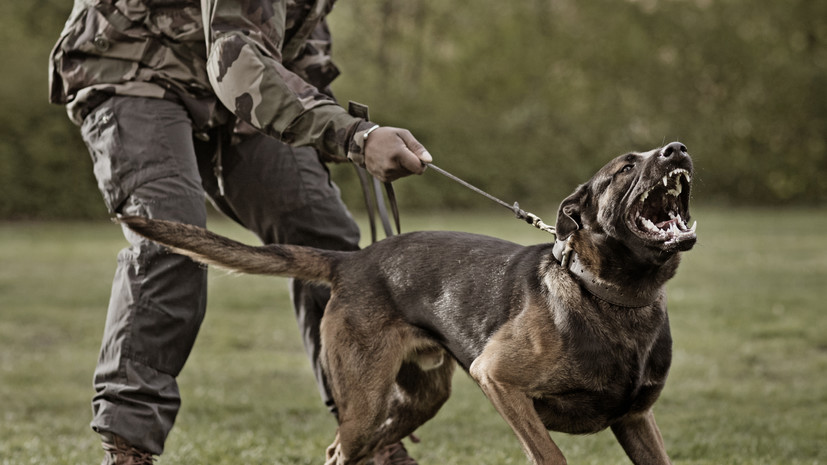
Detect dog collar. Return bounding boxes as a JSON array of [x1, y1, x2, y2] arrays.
[[551, 239, 659, 308]]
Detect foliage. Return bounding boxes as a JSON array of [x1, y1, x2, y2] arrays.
[[1, 0, 825, 218], [1, 209, 825, 463], [328, 0, 827, 209], [0, 0, 102, 219]]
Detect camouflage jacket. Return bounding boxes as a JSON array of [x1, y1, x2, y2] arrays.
[[49, 0, 374, 162]]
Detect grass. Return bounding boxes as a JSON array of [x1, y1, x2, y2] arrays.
[[1, 207, 825, 464]]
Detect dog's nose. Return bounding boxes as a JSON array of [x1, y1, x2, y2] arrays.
[[660, 142, 688, 158]]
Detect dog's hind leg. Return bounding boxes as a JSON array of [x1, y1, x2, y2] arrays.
[[320, 304, 413, 464], [377, 352, 454, 444], [325, 346, 454, 465]]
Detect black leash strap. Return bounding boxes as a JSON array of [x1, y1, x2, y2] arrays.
[[427, 164, 557, 237], [348, 101, 400, 243], [378, 176, 401, 236], [353, 165, 379, 242]]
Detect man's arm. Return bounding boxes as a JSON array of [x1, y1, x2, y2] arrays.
[[202, 0, 431, 181], [203, 0, 371, 161]]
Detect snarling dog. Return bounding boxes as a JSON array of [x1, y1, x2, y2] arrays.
[[120, 141, 697, 465]]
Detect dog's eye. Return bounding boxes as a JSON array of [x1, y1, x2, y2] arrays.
[[618, 164, 634, 174]]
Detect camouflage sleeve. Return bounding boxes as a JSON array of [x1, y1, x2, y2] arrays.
[[203, 0, 372, 162]]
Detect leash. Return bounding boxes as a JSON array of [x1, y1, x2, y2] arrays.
[[350, 136, 652, 304], [349, 101, 401, 243], [354, 164, 400, 243], [346, 100, 553, 241], [426, 163, 557, 239]]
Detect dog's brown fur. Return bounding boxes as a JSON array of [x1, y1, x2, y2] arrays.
[[121, 142, 696, 465]]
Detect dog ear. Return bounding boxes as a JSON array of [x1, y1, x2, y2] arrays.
[[555, 184, 588, 241]]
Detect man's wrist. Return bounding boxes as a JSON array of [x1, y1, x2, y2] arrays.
[[347, 120, 379, 166], [363, 124, 380, 141]]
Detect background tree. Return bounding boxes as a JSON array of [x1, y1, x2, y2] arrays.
[[1, 0, 824, 219]]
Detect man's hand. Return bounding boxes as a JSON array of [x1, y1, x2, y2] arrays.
[[363, 127, 432, 182]]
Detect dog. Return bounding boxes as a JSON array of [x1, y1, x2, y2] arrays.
[[120, 141, 697, 465]]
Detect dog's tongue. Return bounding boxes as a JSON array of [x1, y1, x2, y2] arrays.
[[655, 218, 680, 229]]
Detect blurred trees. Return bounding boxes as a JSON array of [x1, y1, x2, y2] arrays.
[[1, 0, 824, 219], [0, 0, 102, 219], [328, 0, 827, 210]]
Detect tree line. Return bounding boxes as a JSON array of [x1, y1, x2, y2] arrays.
[[1, 0, 824, 219]]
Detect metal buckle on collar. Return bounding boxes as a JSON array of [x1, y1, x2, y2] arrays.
[[552, 237, 574, 269]]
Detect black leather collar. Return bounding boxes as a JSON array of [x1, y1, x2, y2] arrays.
[[551, 239, 660, 308]]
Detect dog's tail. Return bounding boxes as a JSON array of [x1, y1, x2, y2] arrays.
[[118, 216, 338, 283]]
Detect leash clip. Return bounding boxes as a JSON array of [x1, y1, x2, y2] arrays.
[[514, 202, 557, 239]]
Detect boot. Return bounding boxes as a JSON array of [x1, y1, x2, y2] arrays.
[[100, 433, 155, 465]]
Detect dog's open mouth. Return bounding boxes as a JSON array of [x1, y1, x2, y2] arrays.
[[628, 168, 697, 249]]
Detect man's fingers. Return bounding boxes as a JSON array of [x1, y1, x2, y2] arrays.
[[363, 126, 433, 180], [398, 151, 426, 175], [394, 130, 431, 175], [397, 130, 432, 165]]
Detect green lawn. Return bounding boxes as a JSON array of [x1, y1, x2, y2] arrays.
[[1, 208, 825, 464]]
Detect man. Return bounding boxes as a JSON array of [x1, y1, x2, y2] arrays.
[[49, 1, 431, 464]]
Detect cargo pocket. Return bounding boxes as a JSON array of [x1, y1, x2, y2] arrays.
[[81, 99, 180, 214], [82, 105, 129, 213]]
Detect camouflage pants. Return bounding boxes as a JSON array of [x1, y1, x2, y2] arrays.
[[81, 96, 360, 455]]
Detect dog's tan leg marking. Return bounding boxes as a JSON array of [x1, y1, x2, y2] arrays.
[[471, 356, 566, 465], [469, 300, 569, 465], [610, 409, 672, 465]]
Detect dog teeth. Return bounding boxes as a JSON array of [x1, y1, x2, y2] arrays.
[[668, 181, 682, 197], [663, 170, 689, 196], [672, 213, 688, 230], [640, 215, 696, 238], [635, 168, 696, 241], [639, 169, 691, 204], [641, 217, 659, 233], [668, 168, 689, 178]]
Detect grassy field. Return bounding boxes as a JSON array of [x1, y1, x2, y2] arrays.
[[1, 207, 825, 464]]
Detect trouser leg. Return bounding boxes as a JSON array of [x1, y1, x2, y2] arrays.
[[196, 130, 360, 415], [82, 96, 208, 455]]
